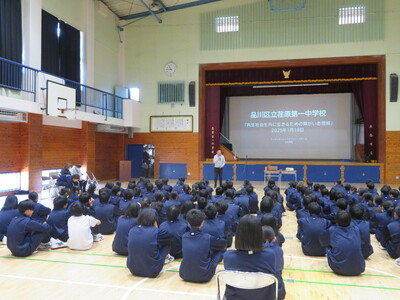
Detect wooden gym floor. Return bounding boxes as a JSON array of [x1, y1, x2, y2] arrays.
[[0, 181, 399, 300]]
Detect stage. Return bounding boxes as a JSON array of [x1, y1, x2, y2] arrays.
[[200, 160, 384, 184]]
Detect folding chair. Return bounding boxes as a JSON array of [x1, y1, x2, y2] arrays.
[[87, 171, 101, 190], [216, 270, 278, 300]]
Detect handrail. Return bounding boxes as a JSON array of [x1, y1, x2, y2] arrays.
[[220, 132, 239, 159]]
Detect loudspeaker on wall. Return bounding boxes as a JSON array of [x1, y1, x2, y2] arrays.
[[390, 73, 398, 102], [189, 81, 196, 107]]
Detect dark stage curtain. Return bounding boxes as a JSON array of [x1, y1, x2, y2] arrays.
[[59, 21, 80, 82], [0, 0, 22, 89], [361, 80, 378, 159], [41, 10, 60, 75], [205, 86, 221, 158]]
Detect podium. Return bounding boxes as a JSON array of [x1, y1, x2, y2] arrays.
[[118, 161, 131, 181]]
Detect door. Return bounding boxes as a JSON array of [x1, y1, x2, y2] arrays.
[[126, 144, 144, 179]]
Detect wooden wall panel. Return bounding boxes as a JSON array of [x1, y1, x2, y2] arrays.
[[95, 132, 125, 180], [126, 133, 200, 180], [385, 131, 400, 184], [27, 114, 43, 191], [81, 122, 97, 175], [42, 125, 84, 169], [0, 122, 23, 172]]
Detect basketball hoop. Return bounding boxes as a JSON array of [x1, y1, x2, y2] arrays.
[[57, 107, 77, 117]]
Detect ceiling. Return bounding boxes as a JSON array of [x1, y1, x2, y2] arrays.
[[100, 0, 222, 20]]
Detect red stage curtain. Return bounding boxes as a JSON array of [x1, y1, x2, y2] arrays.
[[205, 86, 221, 158], [361, 80, 378, 159]]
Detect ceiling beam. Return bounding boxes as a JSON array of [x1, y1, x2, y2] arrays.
[[120, 0, 222, 21]]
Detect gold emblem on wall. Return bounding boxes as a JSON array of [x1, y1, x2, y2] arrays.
[[283, 70, 291, 79]]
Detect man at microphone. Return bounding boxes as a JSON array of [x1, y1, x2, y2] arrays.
[[213, 150, 225, 188]]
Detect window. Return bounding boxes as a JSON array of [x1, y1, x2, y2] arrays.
[[0, 173, 21, 192], [339, 6, 365, 25], [216, 16, 239, 33], [129, 87, 140, 101], [158, 81, 185, 104]]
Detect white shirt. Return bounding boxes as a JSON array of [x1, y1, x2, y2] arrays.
[[213, 153, 226, 168], [67, 215, 99, 250], [70, 166, 84, 180]]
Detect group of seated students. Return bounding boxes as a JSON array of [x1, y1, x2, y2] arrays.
[[0, 176, 399, 300]]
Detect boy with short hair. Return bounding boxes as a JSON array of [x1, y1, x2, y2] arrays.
[[94, 189, 123, 235], [179, 209, 226, 283], [67, 202, 101, 250], [202, 204, 225, 241], [29, 192, 51, 223], [381, 206, 400, 263], [320, 211, 365, 275], [47, 196, 70, 249], [7, 200, 52, 257]]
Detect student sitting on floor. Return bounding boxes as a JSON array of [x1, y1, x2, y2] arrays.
[[112, 202, 139, 256], [179, 209, 226, 283], [225, 189, 242, 228], [381, 206, 400, 263], [47, 196, 70, 249], [29, 192, 51, 223], [350, 204, 374, 259], [319, 210, 365, 276], [215, 200, 234, 247], [260, 213, 285, 247], [210, 186, 225, 203], [223, 215, 279, 300], [109, 185, 123, 206], [234, 190, 250, 215], [163, 178, 173, 193], [67, 202, 101, 251], [159, 205, 189, 259], [346, 186, 360, 206], [172, 177, 185, 194], [0, 195, 19, 245], [94, 189, 123, 235], [179, 200, 195, 222], [297, 202, 331, 256], [371, 200, 395, 248], [118, 189, 134, 213], [257, 196, 282, 229], [127, 208, 173, 278], [154, 179, 169, 200], [7, 200, 52, 257], [178, 184, 193, 205], [286, 182, 303, 211], [202, 203, 226, 242], [77, 192, 96, 217], [262, 225, 286, 300], [246, 185, 259, 214], [196, 196, 208, 213]]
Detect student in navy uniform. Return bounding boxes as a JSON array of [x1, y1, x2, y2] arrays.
[[154, 179, 169, 200], [297, 202, 330, 256], [202, 204, 226, 241], [350, 204, 373, 259], [159, 205, 189, 259], [112, 202, 139, 256], [223, 215, 279, 300], [172, 177, 185, 194], [210, 187, 225, 203], [332, 179, 345, 193], [0, 195, 19, 244], [262, 226, 286, 300], [118, 189, 135, 213], [215, 200, 234, 247], [179, 209, 226, 283], [47, 196, 70, 244], [257, 196, 282, 229], [371, 200, 394, 245], [234, 190, 250, 215], [196, 197, 208, 213], [163, 191, 181, 215], [179, 201, 195, 222], [366, 180, 379, 197], [163, 178, 172, 193], [295, 195, 313, 221], [29, 192, 51, 223], [142, 182, 155, 201], [109, 185, 123, 206], [261, 213, 285, 247], [78, 192, 95, 216], [381, 206, 400, 260], [225, 189, 242, 227], [319, 211, 365, 276], [286, 183, 303, 211], [246, 185, 259, 214], [94, 189, 123, 235], [127, 208, 172, 278], [7, 200, 51, 257], [178, 184, 193, 205], [346, 186, 360, 206]]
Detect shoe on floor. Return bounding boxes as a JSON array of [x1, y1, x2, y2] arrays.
[[1, 236, 7, 245], [94, 233, 104, 242], [164, 254, 175, 265], [51, 240, 67, 249], [282, 212, 288, 216], [37, 242, 51, 250], [395, 257, 400, 266], [377, 242, 386, 250]]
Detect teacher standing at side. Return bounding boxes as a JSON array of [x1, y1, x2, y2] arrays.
[[213, 150, 225, 188]]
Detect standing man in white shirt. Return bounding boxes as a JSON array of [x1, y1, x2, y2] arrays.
[[213, 150, 225, 188]]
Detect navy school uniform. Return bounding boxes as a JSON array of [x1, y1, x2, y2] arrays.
[[127, 225, 172, 278], [32, 202, 51, 223], [172, 183, 184, 194], [318, 195, 330, 207], [248, 192, 259, 214], [225, 202, 241, 233], [269, 243, 286, 300], [297, 214, 331, 256], [163, 184, 173, 193], [202, 218, 226, 240], [381, 218, 400, 259], [112, 216, 137, 255], [274, 231, 285, 247], [217, 213, 234, 247], [178, 193, 193, 205], [256, 211, 282, 229], [7, 213, 51, 257], [0, 208, 19, 241], [296, 207, 310, 221], [162, 199, 181, 215], [351, 219, 373, 259], [119, 199, 134, 213], [179, 228, 226, 283], [234, 194, 250, 215], [346, 192, 360, 206], [322, 200, 338, 221], [109, 195, 123, 206], [154, 187, 170, 200], [46, 208, 71, 242], [210, 194, 224, 203], [223, 248, 278, 300], [319, 224, 365, 276], [371, 211, 393, 242], [286, 191, 302, 211], [205, 184, 213, 197], [94, 203, 123, 234], [159, 219, 189, 258], [142, 190, 155, 201]]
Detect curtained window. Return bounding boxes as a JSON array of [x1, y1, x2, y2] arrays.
[[0, 0, 23, 89]]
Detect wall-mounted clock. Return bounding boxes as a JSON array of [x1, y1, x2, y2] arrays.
[[165, 61, 177, 76]]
